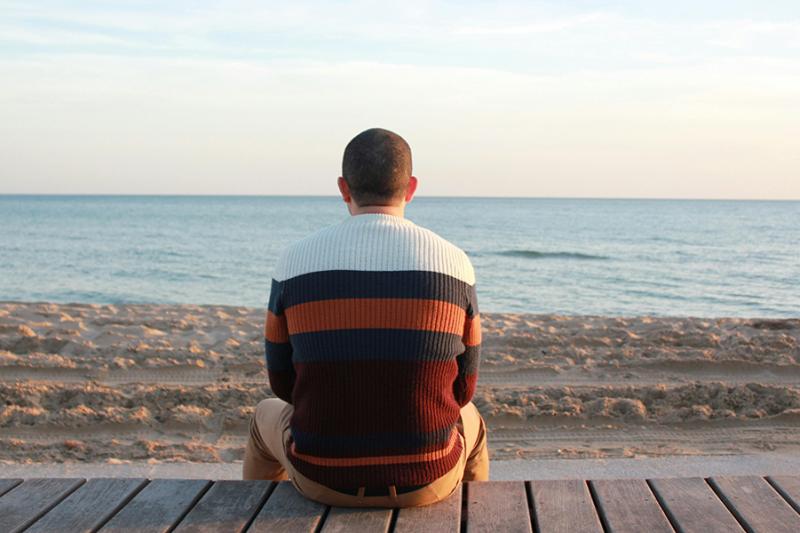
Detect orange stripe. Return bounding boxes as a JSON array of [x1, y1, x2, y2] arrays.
[[290, 430, 459, 467], [284, 298, 466, 336], [463, 314, 482, 347], [265, 311, 289, 343]]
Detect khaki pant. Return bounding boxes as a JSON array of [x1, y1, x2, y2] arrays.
[[243, 398, 489, 507]]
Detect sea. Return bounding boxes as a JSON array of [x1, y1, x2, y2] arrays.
[[1, 195, 798, 317]]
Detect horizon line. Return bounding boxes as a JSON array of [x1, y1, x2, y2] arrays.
[[1, 193, 799, 202]]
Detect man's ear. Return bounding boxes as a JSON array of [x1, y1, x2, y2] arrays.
[[337, 177, 352, 203], [405, 176, 419, 203]]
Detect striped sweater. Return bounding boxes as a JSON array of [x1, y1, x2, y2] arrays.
[[264, 213, 481, 489]]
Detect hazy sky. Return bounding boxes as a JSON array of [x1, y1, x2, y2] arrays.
[[1, 1, 799, 198]]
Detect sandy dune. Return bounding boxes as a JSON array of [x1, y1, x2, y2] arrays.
[[1, 302, 798, 464]]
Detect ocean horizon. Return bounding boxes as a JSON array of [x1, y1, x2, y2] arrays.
[[5, 194, 800, 200], [1, 195, 798, 317]]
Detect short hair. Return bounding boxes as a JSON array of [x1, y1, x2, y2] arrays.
[[342, 128, 412, 205]]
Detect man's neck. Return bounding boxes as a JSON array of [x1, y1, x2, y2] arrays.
[[348, 204, 405, 218]]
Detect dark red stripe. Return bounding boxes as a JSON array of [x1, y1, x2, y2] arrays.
[[290, 360, 460, 434]]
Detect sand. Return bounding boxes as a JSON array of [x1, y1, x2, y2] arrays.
[[1, 302, 798, 465]]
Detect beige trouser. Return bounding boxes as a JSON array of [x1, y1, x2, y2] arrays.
[[243, 398, 490, 507]]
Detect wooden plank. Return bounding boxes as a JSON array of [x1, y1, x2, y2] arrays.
[[394, 484, 462, 533], [589, 479, 672, 533], [530, 480, 603, 533], [101, 479, 211, 533], [0, 478, 85, 533], [0, 479, 23, 498], [320, 506, 392, 533], [710, 476, 800, 533], [249, 482, 327, 533], [26, 478, 146, 533], [466, 481, 532, 533], [649, 478, 743, 533], [172, 480, 272, 533], [768, 476, 800, 514]]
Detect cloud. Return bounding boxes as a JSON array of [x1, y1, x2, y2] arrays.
[[704, 19, 800, 50], [1, 2, 798, 198], [3, 2, 800, 74], [452, 13, 610, 36]]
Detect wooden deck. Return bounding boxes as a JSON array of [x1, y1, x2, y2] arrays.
[[1, 476, 799, 532]]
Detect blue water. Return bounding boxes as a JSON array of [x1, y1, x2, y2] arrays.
[[1, 196, 798, 317]]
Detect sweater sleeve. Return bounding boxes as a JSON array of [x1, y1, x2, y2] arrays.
[[265, 278, 295, 403], [454, 282, 481, 407]]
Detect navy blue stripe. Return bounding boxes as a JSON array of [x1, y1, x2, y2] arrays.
[[280, 270, 470, 309], [265, 339, 293, 371], [289, 329, 464, 363], [291, 426, 454, 456], [457, 345, 480, 375], [267, 278, 284, 314], [466, 284, 479, 316]]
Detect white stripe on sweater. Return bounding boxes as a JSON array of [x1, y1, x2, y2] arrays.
[[274, 213, 475, 285]]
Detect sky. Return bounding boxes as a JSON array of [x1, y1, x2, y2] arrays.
[[1, 1, 799, 199]]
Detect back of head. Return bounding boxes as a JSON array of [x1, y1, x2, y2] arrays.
[[342, 128, 412, 206]]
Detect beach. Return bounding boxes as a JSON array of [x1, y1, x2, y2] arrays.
[[1, 301, 798, 466]]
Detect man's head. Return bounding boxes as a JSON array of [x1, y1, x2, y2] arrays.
[[338, 128, 417, 213]]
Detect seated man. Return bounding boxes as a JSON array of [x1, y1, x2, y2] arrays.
[[243, 128, 489, 507]]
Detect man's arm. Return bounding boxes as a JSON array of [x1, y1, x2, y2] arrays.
[[265, 278, 295, 403], [454, 284, 481, 406]]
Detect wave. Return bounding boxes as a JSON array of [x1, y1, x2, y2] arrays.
[[496, 250, 610, 260]]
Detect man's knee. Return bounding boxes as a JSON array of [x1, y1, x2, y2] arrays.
[[256, 397, 288, 415], [244, 397, 292, 481], [254, 397, 291, 430], [458, 402, 489, 482], [248, 398, 287, 457], [459, 402, 487, 454]]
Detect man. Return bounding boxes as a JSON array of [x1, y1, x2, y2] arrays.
[[243, 128, 489, 507]]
